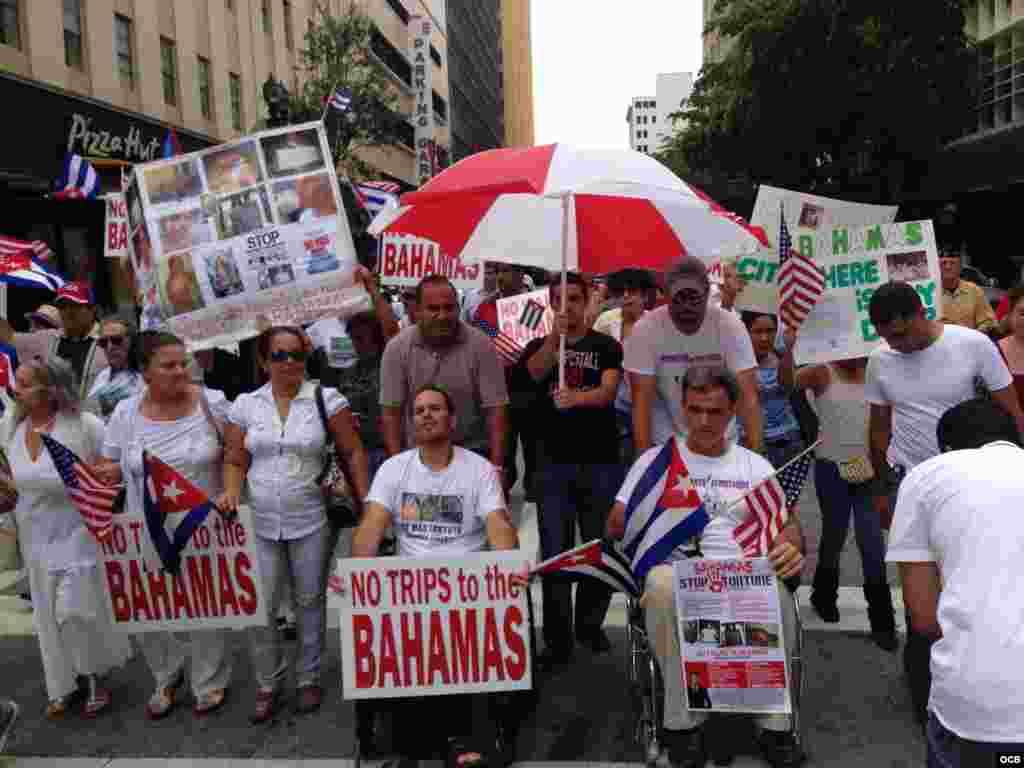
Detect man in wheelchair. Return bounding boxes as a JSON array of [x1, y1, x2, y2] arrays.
[[353, 385, 521, 768], [607, 366, 804, 768]]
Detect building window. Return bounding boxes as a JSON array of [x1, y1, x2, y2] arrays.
[[283, 0, 293, 49], [226, 0, 233, 11], [160, 38, 178, 105], [261, 0, 271, 35], [371, 27, 411, 86], [229, 72, 242, 130], [384, 0, 410, 24], [64, 0, 83, 69], [430, 45, 442, 68], [0, 0, 17, 49], [433, 90, 448, 122], [197, 56, 212, 118], [115, 14, 134, 89]]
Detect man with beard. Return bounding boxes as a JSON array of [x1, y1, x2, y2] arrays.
[[380, 275, 509, 476]]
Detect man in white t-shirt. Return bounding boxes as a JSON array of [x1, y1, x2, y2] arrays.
[[888, 397, 1024, 764], [865, 281, 1024, 726], [606, 367, 804, 768], [625, 255, 762, 455], [353, 385, 519, 764]]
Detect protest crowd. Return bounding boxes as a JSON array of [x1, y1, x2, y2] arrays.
[[1, 151, 1023, 768]]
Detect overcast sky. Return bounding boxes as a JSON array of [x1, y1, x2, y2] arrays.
[[530, 2, 704, 149]]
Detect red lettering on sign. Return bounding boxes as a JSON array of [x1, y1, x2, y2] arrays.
[[482, 607, 505, 682], [217, 552, 240, 616], [353, 614, 376, 688], [383, 243, 398, 275], [171, 570, 194, 619], [427, 609, 451, 684], [438, 568, 452, 603], [503, 605, 527, 680], [147, 569, 171, 620], [235, 552, 258, 615], [105, 561, 130, 622], [449, 608, 480, 684], [410, 243, 424, 276], [186, 555, 219, 617], [128, 559, 153, 621], [378, 613, 400, 687], [401, 612, 425, 686], [424, 246, 436, 275], [396, 245, 410, 277]]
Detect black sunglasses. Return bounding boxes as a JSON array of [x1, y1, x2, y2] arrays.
[[269, 349, 307, 363], [97, 336, 128, 348]]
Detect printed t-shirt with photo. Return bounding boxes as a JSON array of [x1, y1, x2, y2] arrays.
[[307, 317, 357, 370], [624, 306, 757, 445], [367, 446, 505, 558], [616, 439, 774, 561], [520, 329, 623, 465]]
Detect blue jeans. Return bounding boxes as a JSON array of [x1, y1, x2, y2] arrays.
[[927, 712, 1024, 767], [813, 459, 887, 587], [536, 461, 623, 655]]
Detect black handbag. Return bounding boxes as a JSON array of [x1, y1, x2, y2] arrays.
[[314, 385, 359, 529]]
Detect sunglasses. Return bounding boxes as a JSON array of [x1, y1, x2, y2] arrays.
[[269, 349, 307, 363], [97, 336, 128, 349], [671, 290, 710, 308]]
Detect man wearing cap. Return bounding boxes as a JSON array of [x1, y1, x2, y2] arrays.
[[26, 305, 62, 334], [938, 246, 996, 335], [49, 282, 106, 400], [625, 255, 763, 455]]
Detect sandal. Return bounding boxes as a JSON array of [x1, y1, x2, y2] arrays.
[[145, 669, 185, 721], [45, 694, 74, 720], [249, 688, 280, 724], [83, 677, 112, 718], [193, 687, 228, 718], [447, 739, 488, 768]]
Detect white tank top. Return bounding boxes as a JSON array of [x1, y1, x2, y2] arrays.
[[816, 365, 868, 463]]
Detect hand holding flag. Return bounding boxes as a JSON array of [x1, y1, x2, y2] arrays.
[[529, 539, 639, 597], [777, 202, 825, 332], [40, 434, 119, 542], [143, 451, 219, 573]]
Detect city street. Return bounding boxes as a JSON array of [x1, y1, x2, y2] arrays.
[[0, 473, 924, 766]]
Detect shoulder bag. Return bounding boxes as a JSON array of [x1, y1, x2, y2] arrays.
[[315, 385, 359, 529]]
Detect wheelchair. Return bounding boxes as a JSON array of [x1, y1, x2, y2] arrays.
[[626, 584, 806, 765]]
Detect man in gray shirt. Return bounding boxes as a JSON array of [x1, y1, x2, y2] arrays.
[[380, 275, 509, 472]]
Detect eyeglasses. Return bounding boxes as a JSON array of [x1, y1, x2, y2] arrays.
[[97, 336, 128, 349], [671, 290, 709, 308], [269, 349, 307, 363]]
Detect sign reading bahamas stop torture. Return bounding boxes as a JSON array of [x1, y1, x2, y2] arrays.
[[339, 552, 532, 699], [99, 505, 267, 632]]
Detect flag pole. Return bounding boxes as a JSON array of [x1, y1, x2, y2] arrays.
[[558, 192, 571, 390], [726, 438, 821, 514]]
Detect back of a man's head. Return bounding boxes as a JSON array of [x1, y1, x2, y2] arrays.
[[868, 281, 923, 329], [937, 397, 1023, 453]]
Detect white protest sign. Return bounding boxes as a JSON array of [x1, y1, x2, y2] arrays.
[[496, 288, 552, 348], [791, 220, 940, 365], [379, 234, 483, 293], [338, 552, 532, 700], [736, 185, 899, 314], [130, 121, 369, 349], [104, 193, 130, 260], [99, 505, 267, 632], [674, 558, 790, 715]]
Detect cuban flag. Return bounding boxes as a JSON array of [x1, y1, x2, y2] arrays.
[[328, 86, 353, 113], [0, 237, 65, 292], [54, 153, 101, 200], [143, 450, 216, 574], [531, 539, 639, 597], [622, 435, 711, 588], [162, 127, 182, 159]]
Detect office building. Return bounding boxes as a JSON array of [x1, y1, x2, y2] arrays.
[[626, 72, 693, 153]]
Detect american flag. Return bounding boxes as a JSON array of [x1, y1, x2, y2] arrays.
[[360, 180, 400, 194], [531, 539, 639, 597], [40, 434, 119, 543], [733, 442, 817, 557], [0, 236, 53, 264], [473, 302, 523, 365], [777, 202, 825, 331]]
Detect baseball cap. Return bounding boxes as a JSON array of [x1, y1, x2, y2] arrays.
[[25, 304, 62, 329], [54, 281, 95, 305]]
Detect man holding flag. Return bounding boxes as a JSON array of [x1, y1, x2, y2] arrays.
[[607, 366, 804, 768]]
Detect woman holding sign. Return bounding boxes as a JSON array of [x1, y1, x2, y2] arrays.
[[217, 326, 369, 722], [4, 358, 130, 719], [97, 332, 234, 719]]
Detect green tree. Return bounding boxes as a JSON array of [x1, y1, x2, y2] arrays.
[[288, 0, 405, 180], [664, 0, 976, 202]]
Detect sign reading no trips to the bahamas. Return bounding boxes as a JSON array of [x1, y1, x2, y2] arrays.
[[338, 552, 532, 699]]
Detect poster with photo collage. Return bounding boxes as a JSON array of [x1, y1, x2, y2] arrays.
[[126, 121, 370, 349]]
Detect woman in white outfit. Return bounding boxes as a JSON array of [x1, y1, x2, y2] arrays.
[[5, 358, 130, 718], [96, 332, 233, 719], [218, 325, 369, 722]]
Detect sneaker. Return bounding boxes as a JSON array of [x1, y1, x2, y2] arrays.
[[0, 700, 17, 753], [758, 730, 804, 768], [662, 726, 704, 768]]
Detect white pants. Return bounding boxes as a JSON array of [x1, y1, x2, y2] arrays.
[[29, 564, 132, 701], [135, 629, 232, 699], [645, 564, 795, 732]]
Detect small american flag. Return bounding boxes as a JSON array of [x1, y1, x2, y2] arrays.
[[40, 434, 119, 543], [777, 202, 825, 331], [519, 299, 546, 332], [473, 302, 523, 365], [733, 442, 817, 557], [360, 180, 400, 194]]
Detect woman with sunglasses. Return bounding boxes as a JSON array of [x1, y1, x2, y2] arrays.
[[95, 332, 234, 720], [5, 358, 131, 719], [86, 315, 143, 421], [217, 326, 369, 721]]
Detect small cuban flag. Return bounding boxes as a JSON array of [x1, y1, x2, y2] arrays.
[[518, 298, 547, 332], [328, 86, 353, 113], [54, 153, 101, 200], [142, 450, 216, 574]]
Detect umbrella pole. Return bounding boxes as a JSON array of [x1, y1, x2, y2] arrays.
[[559, 193, 571, 391]]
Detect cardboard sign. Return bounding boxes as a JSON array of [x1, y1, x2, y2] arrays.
[[791, 220, 941, 365], [99, 505, 267, 632], [737, 186, 899, 314], [104, 193, 130, 260], [496, 288, 553, 347], [128, 121, 369, 349], [379, 234, 483, 292], [338, 552, 532, 699]]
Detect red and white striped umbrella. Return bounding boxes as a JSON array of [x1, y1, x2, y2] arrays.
[[369, 143, 768, 272]]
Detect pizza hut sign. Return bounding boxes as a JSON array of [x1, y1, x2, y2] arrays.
[[66, 113, 162, 163]]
